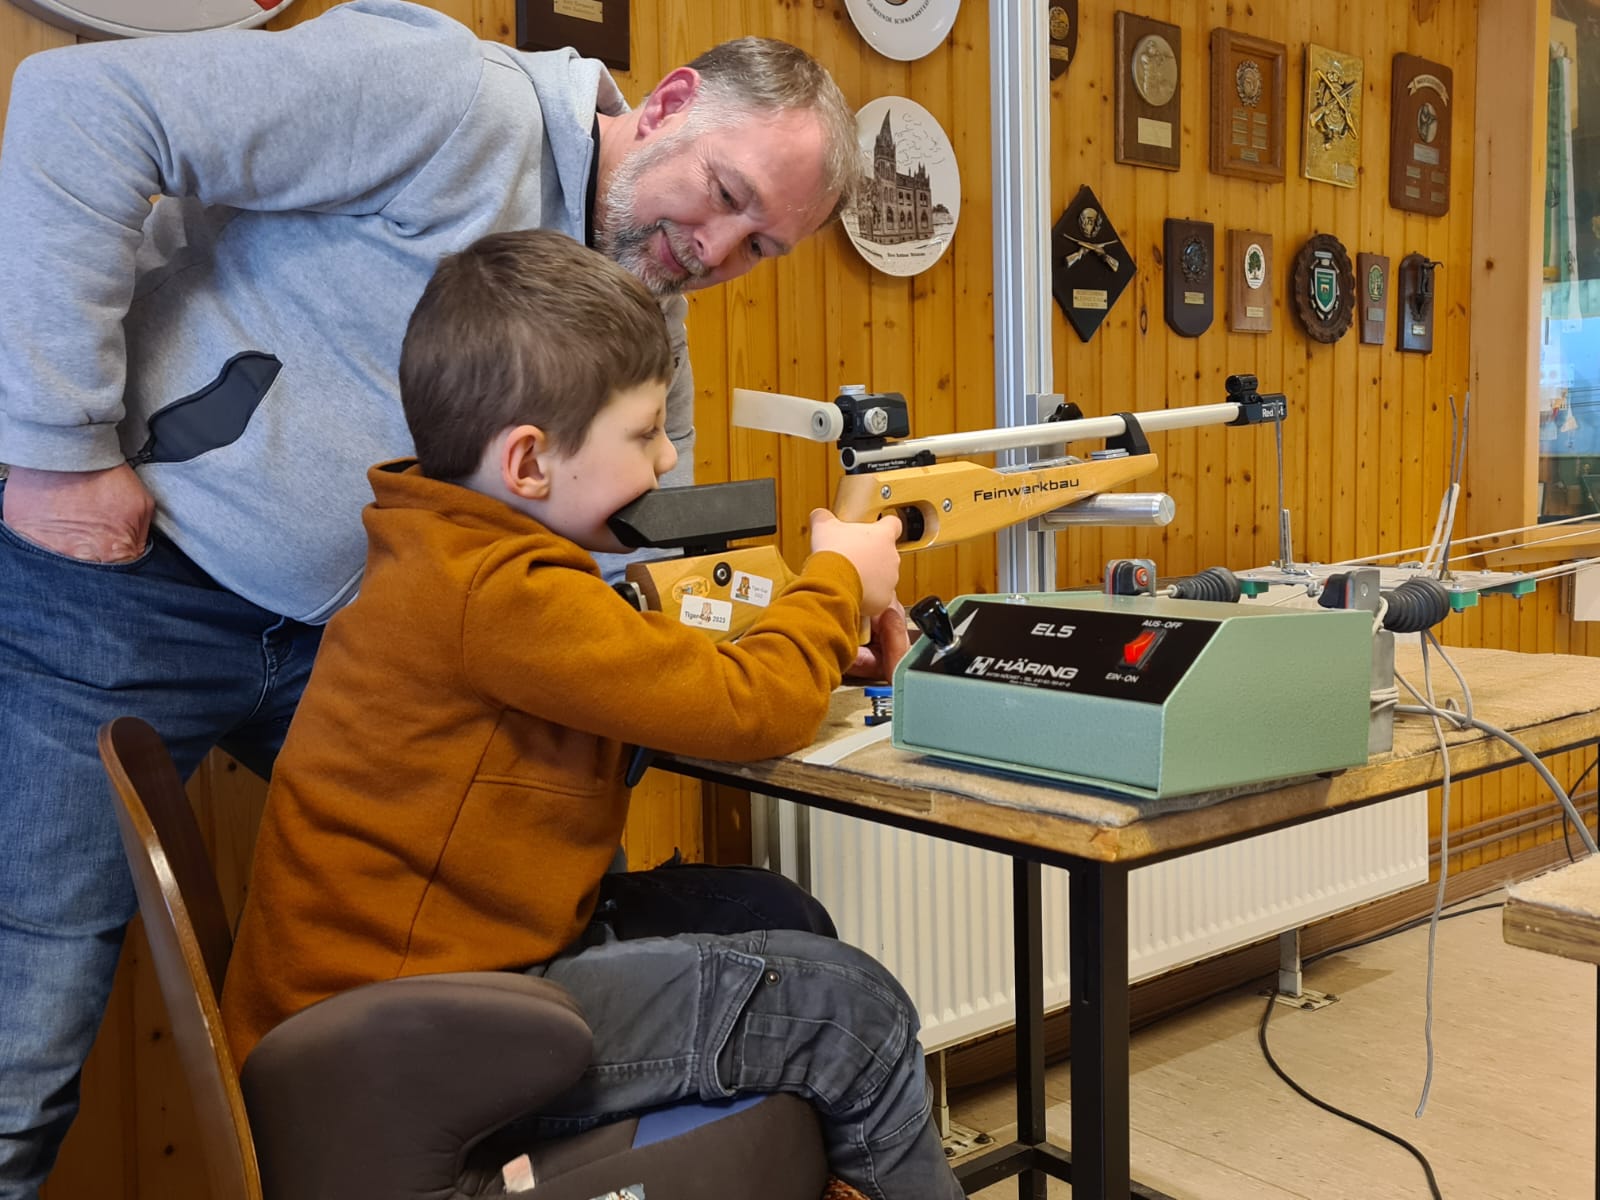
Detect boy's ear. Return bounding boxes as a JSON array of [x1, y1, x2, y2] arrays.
[[501, 424, 554, 501], [636, 67, 701, 137]]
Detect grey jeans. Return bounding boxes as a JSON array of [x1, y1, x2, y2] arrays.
[[528, 929, 963, 1200]]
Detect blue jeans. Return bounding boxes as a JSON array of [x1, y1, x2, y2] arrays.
[[0, 494, 322, 1200], [529, 929, 962, 1200]]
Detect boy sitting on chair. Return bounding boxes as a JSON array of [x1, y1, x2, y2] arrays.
[[221, 228, 964, 1199]]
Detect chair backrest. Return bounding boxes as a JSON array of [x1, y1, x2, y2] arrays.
[[98, 716, 263, 1200]]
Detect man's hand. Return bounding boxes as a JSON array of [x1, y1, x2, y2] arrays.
[[2, 464, 154, 562], [847, 593, 910, 683]]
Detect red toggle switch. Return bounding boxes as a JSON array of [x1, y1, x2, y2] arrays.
[[1122, 628, 1164, 670]]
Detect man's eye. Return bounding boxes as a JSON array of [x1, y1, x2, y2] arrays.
[[749, 238, 764, 260], [719, 186, 735, 207]]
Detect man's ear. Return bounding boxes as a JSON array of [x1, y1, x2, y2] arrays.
[[501, 424, 554, 501], [636, 67, 701, 137]]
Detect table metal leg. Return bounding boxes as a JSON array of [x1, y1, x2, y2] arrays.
[[1015, 858, 1048, 1199], [953, 856, 1169, 1200], [1070, 859, 1132, 1200]]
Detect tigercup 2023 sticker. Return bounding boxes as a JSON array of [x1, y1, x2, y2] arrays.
[[680, 595, 732, 633]]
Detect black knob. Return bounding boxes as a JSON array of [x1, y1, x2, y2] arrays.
[[909, 595, 957, 650]]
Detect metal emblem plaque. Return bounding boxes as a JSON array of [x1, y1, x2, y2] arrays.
[[1052, 185, 1137, 343], [1227, 230, 1273, 334], [1115, 12, 1181, 171], [1210, 29, 1286, 181], [1357, 252, 1389, 345], [1302, 44, 1363, 189], [1291, 233, 1355, 344], [1164, 219, 1214, 337], [1389, 53, 1452, 216]]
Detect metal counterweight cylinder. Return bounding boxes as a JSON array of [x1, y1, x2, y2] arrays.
[[1037, 492, 1176, 528]]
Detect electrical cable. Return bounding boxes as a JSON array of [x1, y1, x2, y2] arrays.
[[1259, 898, 1504, 1200], [1305, 900, 1505, 967], [1259, 992, 1444, 1200], [1410, 636, 1453, 1118], [1559, 755, 1598, 863], [1390, 696, 1596, 856]]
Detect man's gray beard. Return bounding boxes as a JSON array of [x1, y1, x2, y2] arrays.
[[594, 126, 708, 297], [605, 222, 686, 297]]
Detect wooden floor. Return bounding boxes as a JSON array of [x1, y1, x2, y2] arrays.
[[951, 891, 1596, 1199]]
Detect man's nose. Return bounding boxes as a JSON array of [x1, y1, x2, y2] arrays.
[[693, 217, 747, 270], [657, 437, 679, 475]]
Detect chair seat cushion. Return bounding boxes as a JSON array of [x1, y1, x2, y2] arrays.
[[495, 1093, 826, 1200]]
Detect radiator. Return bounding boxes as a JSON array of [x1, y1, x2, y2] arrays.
[[771, 794, 1428, 1050]]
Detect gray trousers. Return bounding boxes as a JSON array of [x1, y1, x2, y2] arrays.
[[529, 929, 963, 1200]]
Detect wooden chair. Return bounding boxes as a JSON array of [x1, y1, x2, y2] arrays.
[[98, 715, 832, 1200]]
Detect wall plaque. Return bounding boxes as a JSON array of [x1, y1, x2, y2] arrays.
[[517, 0, 630, 71], [1227, 230, 1273, 334], [1397, 253, 1439, 353], [1389, 53, 1452, 216], [1291, 233, 1355, 343], [1357, 252, 1389, 345], [1052, 185, 1136, 343], [1164, 219, 1214, 337], [1303, 43, 1363, 188], [1210, 29, 1286, 181], [1115, 12, 1181, 171], [1048, 3, 1078, 81]]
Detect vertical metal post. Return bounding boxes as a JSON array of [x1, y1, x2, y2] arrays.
[[990, 1, 1055, 596], [1277, 928, 1304, 998], [1013, 858, 1048, 1199]]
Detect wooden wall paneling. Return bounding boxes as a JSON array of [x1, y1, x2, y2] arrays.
[[768, 0, 834, 566], [904, 44, 958, 607], [128, 925, 202, 1200], [1465, 0, 1546, 548], [943, 2, 995, 603]]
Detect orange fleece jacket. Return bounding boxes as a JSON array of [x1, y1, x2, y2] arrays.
[[221, 461, 862, 1065]]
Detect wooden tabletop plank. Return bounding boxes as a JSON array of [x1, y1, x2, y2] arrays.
[[660, 645, 1600, 866], [1504, 856, 1600, 966]]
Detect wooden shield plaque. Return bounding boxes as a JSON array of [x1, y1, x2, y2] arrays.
[[1210, 29, 1286, 181], [1227, 230, 1273, 334], [1115, 12, 1181, 171], [1390, 54, 1452, 216], [1048, 3, 1078, 81], [1357, 252, 1389, 345], [1164, 219, 1214, 337], [1291, 233, 1355, 344], [1303, 44, 1363, 188], [517, 0, 630, 70], [1052, 185, 1137, 343], [1397, 253, 1439, 353]]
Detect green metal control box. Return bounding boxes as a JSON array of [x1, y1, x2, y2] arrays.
[[892, 592, 1373, 799]]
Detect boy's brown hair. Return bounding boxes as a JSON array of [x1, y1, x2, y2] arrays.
[[399, 228, 674, 480]]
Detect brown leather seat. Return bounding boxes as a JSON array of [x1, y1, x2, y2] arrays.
[[98, 715, 832, 1200]]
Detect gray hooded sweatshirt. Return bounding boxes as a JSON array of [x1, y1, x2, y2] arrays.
[[0, 0, 694, 623]]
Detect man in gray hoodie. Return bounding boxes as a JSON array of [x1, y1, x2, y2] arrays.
[[0, 4, 901, 1195]]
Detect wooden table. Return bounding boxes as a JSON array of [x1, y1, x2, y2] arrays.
[[660, 645, 1600, 1199], [1504, 855, 1600, 1200]]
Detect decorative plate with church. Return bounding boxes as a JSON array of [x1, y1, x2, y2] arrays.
[[841, 96, 961, 277]]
